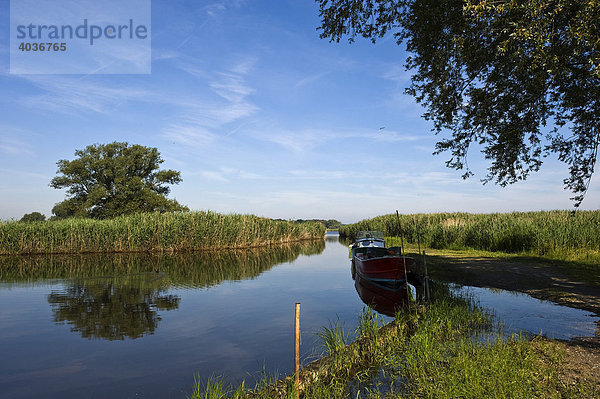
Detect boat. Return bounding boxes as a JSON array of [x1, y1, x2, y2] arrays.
[[349, 231, 385, 258], [354, 273, 408, 317], [350, 230, 415, 285]]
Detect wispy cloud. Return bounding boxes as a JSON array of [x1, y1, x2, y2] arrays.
[[163, 125, 219, 148], [0, 132, 34, 156], [256, 128, 329, 152], [211, 73, 255, 103], [0, 168, 49, 180], [18, 76, 151, 114], [200, 170, 229, 182], [382, 65, 411, 83], [204, 3, 227, 17], [289, 170, 353, 179], [370, 130, 423, 142], [220, 167, 264, 179], [295, 71, 330, 88], [178, 101, 259, 129], [252, 127, 425, 153], [203, 0, 247, 18], [288, 169, 459, 186], [186, 166, 266, 182], [163, 59, 259, 148]]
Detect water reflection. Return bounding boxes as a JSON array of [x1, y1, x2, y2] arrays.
[[354, 274, 408, 317], [0, 239, 326, 287], [48, 273, 179, 340], [325, 231, 340, 242], [0, 240, 325, 341]]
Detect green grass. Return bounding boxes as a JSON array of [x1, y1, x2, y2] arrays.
[[0, 211, 325, 255], [316, 317, 350, 356], [189, 284, 596, 398], [339, 210, 600, 264], [356, 306, 384, 340]]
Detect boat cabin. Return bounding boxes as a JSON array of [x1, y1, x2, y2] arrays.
[[354, 231, 385, 248]]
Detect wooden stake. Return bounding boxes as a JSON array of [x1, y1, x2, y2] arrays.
[[294, 302, 300, 397], [423, 251, 431, 302], [395, 211, 404, 255], [396, 211, 412, 304], [413, 215, 421, 255]]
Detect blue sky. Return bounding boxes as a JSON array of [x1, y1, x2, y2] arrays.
[[1, 0, 598, 223]]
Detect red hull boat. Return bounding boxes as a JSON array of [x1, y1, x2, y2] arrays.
[[353, 252, 415, 283], [350, 231, 415, 285]]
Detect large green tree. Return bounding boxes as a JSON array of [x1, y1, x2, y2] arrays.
[[317, 0, 600, 206], [20, 212, 46, 222], [50, 142, 187, 219]]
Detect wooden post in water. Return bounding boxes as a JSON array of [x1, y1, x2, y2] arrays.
[[294, 302, 300, 397]]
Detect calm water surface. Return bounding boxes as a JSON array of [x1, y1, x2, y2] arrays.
[[0, 232, 597, 398]]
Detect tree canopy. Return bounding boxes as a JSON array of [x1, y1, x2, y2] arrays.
[[296, 219, 343, 229], [50, 142, 187, 219], [20, 212, 46, 222], [317, 0, 600, 206]]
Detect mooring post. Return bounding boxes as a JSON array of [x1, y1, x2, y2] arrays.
[[396, 211, 412, 306], [423, 250, 430, 302], [294, 302, 300, 397]]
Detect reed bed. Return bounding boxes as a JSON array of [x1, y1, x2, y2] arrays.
[[0, 211, 325, 255], [339, 210, 600, 258]]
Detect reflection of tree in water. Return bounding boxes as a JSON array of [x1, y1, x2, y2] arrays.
[[5, 240, 326, 340], [48, 274, 180, 340]]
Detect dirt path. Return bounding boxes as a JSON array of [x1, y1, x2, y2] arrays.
[[424, 251, 600, 390]]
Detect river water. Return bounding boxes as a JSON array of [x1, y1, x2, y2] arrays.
[[0, 232, 597, 398]]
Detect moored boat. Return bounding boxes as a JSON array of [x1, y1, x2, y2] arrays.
[[349, 231, 385, 258], [350, 231, 415, 285]]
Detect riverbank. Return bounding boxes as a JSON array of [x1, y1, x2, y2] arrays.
[[410, 245, 600, 315], [0, 211, 325, 255], [417, 247, 600, 395], [191, 282, 599, 398], [339, 210, 600, 265], [189, 239, 600, 398]]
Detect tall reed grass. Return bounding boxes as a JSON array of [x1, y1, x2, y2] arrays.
[[0, 211, 325, 255], [339, 210, 600, 257]]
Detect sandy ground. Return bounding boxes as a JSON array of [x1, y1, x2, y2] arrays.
[[424, 252, 600, 390]]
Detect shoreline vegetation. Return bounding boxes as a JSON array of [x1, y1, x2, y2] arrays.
[[339, 210, 600, 265], [192, 284, 597, 398], [0, 211, 325, 255], [189, 210, 600, 398]]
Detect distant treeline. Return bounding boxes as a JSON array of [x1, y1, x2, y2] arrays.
[[339, 211, 600, 258], [0, 211, 325, 255], [274, 219, 342, 229]]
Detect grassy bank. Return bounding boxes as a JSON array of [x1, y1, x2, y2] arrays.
[[190, 284, 596, 398], [0, 211, 325, 255], [339, 211, 600, 262]]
